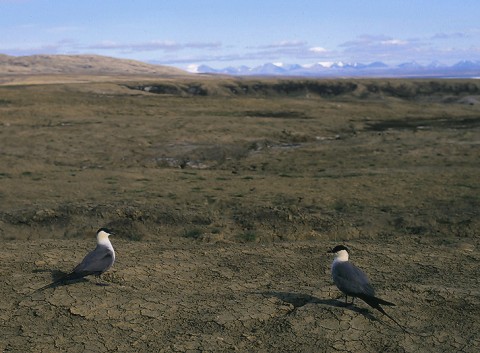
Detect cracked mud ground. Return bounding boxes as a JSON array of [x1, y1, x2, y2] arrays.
[[2, 236, 480, 352], [1, 79, 479, 352]]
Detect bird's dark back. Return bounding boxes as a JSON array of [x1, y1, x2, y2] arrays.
[[332, 261, 375, 297], [73, 244, 114, 275]]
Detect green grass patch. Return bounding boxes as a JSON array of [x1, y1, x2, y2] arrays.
[[237, 231, 257, 242], [183, 228, 202, 239]]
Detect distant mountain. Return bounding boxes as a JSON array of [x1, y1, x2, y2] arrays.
[[0, 54, 188, 76], [195, 60, 480, 78], [452, 60, 480, 69], [397, 61, 423, 69], [250, 63, 287, 75], [364, 61, 389, 69], [426, 60, 447, 69]]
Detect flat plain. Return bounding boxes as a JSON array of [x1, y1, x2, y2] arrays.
[[0, 76, 479, 352]]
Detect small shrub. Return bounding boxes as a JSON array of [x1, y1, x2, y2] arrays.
[[333, 200, 348, 213], [183, 228, 202, 239], [238, 231, 256, 242]]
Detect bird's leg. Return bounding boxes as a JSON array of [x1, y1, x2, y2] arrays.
[[345, 295, 348, 304], [351, 297, 355, 305], [95, 274, 110, 287]]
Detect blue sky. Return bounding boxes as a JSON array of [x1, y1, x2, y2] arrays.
[[1, 0, 480, 70]]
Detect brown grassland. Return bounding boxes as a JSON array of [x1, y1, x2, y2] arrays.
[[0, 75, 479, 352]]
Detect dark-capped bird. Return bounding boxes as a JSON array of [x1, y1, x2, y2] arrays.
[[34, 228, 115, 292], [328, 245, 407, 332]]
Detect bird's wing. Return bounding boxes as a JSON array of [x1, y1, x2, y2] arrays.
[[73, 245, 114, 275], [333, 261, 375, 297]]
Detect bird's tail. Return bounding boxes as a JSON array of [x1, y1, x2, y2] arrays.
[[359, 295, 409, 334], [371, 295, 396, 306], [31, 272, 82, 294]]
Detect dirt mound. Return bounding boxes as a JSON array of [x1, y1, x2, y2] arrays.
[[0, 54, 188, 77]]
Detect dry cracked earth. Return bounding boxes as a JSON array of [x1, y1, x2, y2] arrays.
[[1, 235, 479, 352]]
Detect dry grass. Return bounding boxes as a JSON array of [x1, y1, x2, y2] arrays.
[[0, 77, 479, 242]]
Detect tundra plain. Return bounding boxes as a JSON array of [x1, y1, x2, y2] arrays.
[[0, 77, 479, 352]]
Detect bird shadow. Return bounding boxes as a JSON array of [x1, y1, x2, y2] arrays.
[[31, 268, 88, 289], [258, 291, 377, 321]]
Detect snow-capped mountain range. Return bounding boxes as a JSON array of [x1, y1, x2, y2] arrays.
[[192, 60, 480, 78]]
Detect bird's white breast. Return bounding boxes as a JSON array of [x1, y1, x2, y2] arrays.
[[98, 237, 115, 261]]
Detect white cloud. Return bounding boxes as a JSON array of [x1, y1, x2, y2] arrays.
[[431, 32, 469, 40], [309, 46, 327, 53], [335, 33, 480, 64], [253, 40, 307, 49], [87, 40, 221, 52], [380, 39, 408, 46]]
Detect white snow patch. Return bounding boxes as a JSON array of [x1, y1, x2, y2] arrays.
[[186, 64, 200, 73]]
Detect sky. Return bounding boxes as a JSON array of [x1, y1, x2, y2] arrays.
[[1, 0, 480, 71]]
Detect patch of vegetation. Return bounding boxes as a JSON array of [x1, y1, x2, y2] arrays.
[[365, 80, 480, 99], [242, 110, 309, 119], [333, 200, 348, 213], [237, 231, 257, 243], [126, 82, 208, 96], [183, 228, 202, 239], [125, 79, 480, 101], [205, 195, 216, 204], [105, 176, 118, 184], [136, 178, 152, 182], [365, 116, 480, 131]]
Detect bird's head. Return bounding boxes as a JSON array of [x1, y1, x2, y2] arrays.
[[96, 228, 113, 244], [328, 245, 349, 261]]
